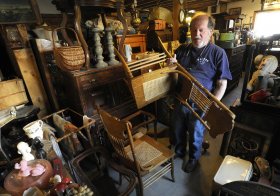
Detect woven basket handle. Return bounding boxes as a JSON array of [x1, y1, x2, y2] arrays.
[[52, 27, 81, 48]]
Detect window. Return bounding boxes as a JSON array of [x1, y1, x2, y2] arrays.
[[253, 9, 280, 38]]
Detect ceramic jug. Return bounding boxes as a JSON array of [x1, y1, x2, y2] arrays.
[[23, 120, 44, 140]]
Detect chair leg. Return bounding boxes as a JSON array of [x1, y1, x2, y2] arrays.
[[153, 120, 157, 140], [136, 176, 144, 196], [135, 184, 142, 196], [202, 140, 210, 154], [171, 158, 175, 182], [119, 173, 123, 185], [154, 101, 158, 140]]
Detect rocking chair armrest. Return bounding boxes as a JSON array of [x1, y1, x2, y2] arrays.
[[107, 159, 138, 196], [71, 147, 137, 196], [122, 110, 155, 121], [122, 110, 156, 132]]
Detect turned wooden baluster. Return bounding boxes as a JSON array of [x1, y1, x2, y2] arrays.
[[72, 0, 127, 67], [93, 27, 108, 68], [106, 26, 119, 66]]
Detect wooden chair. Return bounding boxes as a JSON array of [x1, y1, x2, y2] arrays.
[[157, 36, 236, 138], [217, 181, 280, 196], [114, 48, 177, 109], [71, 146, 137, 196], [162, 40, 180, 57], [168, 40, 180, 56], [103, 99, 158, 139], [98, 108, 175, 196]]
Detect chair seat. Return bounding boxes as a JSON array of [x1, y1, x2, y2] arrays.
[[126, 141, 162, 168], [125, 135, 174, 172]]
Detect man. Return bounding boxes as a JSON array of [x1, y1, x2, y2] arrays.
[[171, 12, 232, 173]]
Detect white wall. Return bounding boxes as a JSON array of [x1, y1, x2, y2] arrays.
[[226, 0, 262, 24]]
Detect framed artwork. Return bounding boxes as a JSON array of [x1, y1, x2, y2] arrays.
[[211, 6, 217, 14], [5, 26, 24, 49], [0, 0, 42, 24], [229, 7, 242, 15], [220, 3, 227, 13]]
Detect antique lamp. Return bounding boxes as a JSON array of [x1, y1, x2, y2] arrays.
[[130, 0, 141, 33]]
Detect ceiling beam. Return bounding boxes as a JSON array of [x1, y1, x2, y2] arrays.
[[137, 0, 173, 10], [184, 0, 217, 10]]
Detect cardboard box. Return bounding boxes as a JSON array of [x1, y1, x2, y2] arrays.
[[0, 79, 28, 110]]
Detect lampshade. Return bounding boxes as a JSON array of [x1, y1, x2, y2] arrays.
[[150, 7, 173, 24]]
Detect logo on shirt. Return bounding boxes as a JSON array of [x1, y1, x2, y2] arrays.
[[196, 57, 209, 65]]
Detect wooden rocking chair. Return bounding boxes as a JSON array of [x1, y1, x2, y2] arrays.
[[98, 108, 175, 196]]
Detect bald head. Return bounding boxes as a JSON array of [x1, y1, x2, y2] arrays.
[[190, 12, 215, 30], [190, 12, 214, 48]]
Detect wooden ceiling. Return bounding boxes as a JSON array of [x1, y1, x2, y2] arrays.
[[132, 0, 243, 12]]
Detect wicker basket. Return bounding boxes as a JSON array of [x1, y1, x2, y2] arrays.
[[52, 27, 85, 71]]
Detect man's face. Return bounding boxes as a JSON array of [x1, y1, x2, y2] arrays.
[[190, 16, 212, 48]]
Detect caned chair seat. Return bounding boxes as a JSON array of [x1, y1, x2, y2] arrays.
[[125, 136, 174, 172], [114, 48, 177, 109]]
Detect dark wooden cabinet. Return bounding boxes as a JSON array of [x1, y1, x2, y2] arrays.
[[61, 65, 130, 117], [31, 39, 132, 117], [224, 45, 246, 93]]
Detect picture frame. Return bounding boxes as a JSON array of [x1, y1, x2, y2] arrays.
[[0, 0, 42, 25], [229, 7, 242, 15], [220, 3, 227, 13], [5, 26, 24, 49]]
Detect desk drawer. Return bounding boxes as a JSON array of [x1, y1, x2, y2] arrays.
[[124, 36, 145, 43], [78, 67, 125, 89]]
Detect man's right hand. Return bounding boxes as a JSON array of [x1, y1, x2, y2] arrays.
[[167, 54, 177, 65]]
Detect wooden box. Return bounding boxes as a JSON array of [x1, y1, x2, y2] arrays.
[[0, 79, 28, 110], [41, 108, 100, 159], [116, 34, 146, 53], [154, 20, 166, 30]]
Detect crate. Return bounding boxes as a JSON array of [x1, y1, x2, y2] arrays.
[[41, 108, 99, 158], [0, 79, 28, 110], [149, 20, 166, 30], [155, 20, 166, 30]]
